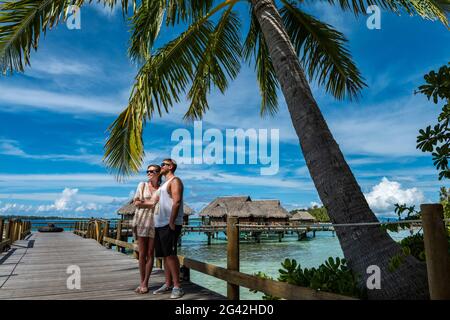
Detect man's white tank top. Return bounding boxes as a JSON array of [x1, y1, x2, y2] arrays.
[[154, 176, 184, 227]]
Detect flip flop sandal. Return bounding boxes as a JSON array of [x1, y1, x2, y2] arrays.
[[139, 287, 149, 294]]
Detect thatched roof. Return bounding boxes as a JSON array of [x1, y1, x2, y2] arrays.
[[290, 211, 316, 222], [198, 196, 251, 217], [117, 201, 194, 216], [184, 204, 194, 216], [199, 196, 289, 219], [117, 201, 136, 215]]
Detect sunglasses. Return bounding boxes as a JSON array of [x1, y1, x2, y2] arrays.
[[146, 170, 160, 174], [161, 162, 171, 167]]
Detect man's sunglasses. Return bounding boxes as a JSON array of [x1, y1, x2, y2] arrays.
[[146, 170, 160, 174], [161, 162, 171, 167]]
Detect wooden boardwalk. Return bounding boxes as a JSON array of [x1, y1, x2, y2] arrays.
[[0, 232, 224, 300]]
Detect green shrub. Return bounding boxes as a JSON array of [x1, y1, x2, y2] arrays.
[[252, 257, 365, 299]]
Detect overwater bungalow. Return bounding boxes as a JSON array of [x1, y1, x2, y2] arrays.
[[117, 201, 194, 225], [199, 196, 289, 226], [289, 211, 317, 225]]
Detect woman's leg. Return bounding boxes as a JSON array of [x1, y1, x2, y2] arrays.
[[142, 237, 155, 289], [137, 236, 149, 289]]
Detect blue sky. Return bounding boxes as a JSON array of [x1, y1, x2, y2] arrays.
[[0, 2, 449, 218]]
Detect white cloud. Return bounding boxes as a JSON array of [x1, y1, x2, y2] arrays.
[[0, 84, 125, 115], [0, 188, 128, 218], [364, 177, 425, 214], [89, 2, 122, 18], [37, 188, 79, 211], [0, 139, 103, 165], [28, 58, 98, 77]]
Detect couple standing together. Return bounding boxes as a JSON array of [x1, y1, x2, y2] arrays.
[[131, 158, 184, 299]]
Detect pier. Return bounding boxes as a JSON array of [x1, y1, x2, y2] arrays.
[[0, 226, 223, 300], [0, 217, 352, 300]]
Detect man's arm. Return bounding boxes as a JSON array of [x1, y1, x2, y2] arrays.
[[169, 178, 183, 229]]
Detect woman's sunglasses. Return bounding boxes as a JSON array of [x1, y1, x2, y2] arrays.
[[146, 170, 160, 174]]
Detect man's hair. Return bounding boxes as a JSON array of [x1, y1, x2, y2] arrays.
[[163, 158, 177, 173]]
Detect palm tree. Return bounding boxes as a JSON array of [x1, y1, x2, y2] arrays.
[[1, 0, 448, 299]]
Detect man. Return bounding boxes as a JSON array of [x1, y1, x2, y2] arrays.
[[152, 158, 185, 299]]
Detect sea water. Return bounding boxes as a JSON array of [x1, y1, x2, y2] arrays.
[[177, 225, 414, 299]]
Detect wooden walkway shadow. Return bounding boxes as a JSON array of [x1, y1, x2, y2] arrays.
[[0, 232, 225, 300]]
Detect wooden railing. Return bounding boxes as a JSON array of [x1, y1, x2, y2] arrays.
[[0, 218, 32, 252], [71, 204, 450, 300], [73, 217, 354, 300], [3, 203, 449, 300]]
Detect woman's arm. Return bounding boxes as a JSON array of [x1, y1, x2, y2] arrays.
[[133, 182, 144, 205], [136, 191, 159, 209]]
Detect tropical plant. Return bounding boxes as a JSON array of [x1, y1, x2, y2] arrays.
[[440, 186, 450, 219], [388, 190, 450, 271], [307, 205, 330, 222], [289, 206, 330, 222], [1, 0, 449, 299], [252, 257, 365, 299], [416, 62, 450, 180]]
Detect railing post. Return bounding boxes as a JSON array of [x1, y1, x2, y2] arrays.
[[18, 221, 23, 239], [0, 219, 4, 242], [12, 220, 18, 242], [180, 265, 190, 282], [116, 221, 122, 252], [421, 203, 450, 299], [102, 220, 110, 246], [95, 220, 101, 243], [6, 220, 12, 241], [227, 216, 239, 300]]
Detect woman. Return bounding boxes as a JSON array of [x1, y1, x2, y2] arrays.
[[132, 164, 161, 294]]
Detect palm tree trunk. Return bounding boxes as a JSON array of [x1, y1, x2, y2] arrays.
[[251, 0, 428, 299]]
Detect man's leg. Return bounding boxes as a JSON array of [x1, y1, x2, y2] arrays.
[[153, 226, 173, 294], [163, 257, 172, 286], [165, 255, 180, 288]]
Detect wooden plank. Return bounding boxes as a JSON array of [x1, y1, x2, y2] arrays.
[[0, 232, 224, 300]]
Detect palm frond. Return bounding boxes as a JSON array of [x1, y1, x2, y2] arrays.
[[184, 8, 242, 120], [103, 103, 145, 180], [298, 0, 449, 26], [165, 0, 215, 25], [0, 0, 139, 75], [0, 0, 74, 75], [243, 7, 279, 117], [128, 0, 165, 62], [281, 0, 367, 100], [99, 0, 136, 14], [104, 21, 213, 177]]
